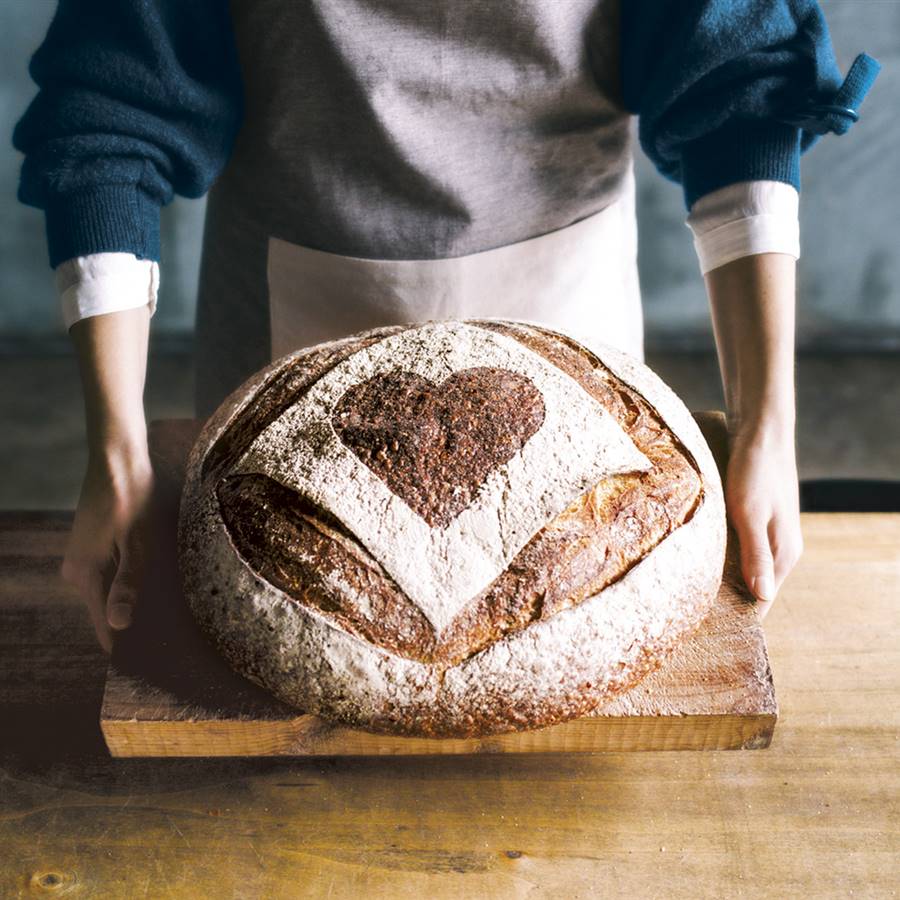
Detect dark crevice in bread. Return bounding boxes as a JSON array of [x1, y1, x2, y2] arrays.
[[217, 472, 438, 659]]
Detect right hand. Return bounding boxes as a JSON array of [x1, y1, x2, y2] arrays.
[[61, 440, 154, 653]]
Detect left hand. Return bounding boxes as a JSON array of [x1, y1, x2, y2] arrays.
[[723, 418, 804, 618]]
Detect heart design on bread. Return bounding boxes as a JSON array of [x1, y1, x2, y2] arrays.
[[331, 367, 546, 527]]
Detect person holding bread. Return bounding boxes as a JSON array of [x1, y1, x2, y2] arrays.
[[12, 0, 879, 652]]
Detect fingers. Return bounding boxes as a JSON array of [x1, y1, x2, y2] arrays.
[[61, 450, 155, 653], [61, 514, 148, 650], [106, 526, 147, 631], [731, 506, 804, 620], [733, 511, 776, 608], [60, 554, 115, 654], [723, 426, 803, 619]]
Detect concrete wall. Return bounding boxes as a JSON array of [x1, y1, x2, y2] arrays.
[[3, 1, 897, 351]]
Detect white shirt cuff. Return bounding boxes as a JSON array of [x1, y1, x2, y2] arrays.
[[685, 180, 800, 276], [55, 252, 159, 332]]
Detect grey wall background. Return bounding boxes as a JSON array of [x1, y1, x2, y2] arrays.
[[2, 0, 897, 352]]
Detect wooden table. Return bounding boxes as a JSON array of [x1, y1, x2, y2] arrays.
[[1, 510, 897, 897]]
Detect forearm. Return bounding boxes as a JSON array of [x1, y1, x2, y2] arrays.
[[704, 252, 796, 436], [704, 251, 802, 612], [69, 307, 151, 460]]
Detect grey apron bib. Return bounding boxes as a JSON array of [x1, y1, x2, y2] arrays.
[[195, 0, 639, 418]]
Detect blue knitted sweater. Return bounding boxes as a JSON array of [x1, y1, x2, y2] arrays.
[[11, 0, 880, 269]]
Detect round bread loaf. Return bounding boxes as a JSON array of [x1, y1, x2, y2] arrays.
[[177, 319, 726, 737]]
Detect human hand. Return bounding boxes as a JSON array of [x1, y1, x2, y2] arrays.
[[60, 440, 154, 653], [723, 419, 803, 618]]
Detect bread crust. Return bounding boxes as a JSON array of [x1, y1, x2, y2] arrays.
[[178, 319, 726, 737]]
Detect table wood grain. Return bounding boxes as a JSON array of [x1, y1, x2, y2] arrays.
[[1, 507, 897, 897]]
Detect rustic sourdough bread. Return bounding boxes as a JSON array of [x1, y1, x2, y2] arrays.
[[177, 319, 726, 737]]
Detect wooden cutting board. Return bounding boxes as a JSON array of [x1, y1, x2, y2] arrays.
[[100, 412, 776, 756]]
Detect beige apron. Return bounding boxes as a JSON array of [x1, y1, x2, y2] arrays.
[[266, 162, 643, 365], [193, 0, 639, 418]]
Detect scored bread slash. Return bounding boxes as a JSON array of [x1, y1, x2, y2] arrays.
[[178, 318, 725, 738], [231, 321, 652, 633]]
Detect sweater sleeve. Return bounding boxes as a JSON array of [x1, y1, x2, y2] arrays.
[[11, 0, 244, 269], [620, 0, 881, 211]]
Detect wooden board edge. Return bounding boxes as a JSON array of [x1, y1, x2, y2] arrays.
[[100, 711, 777, 758]]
